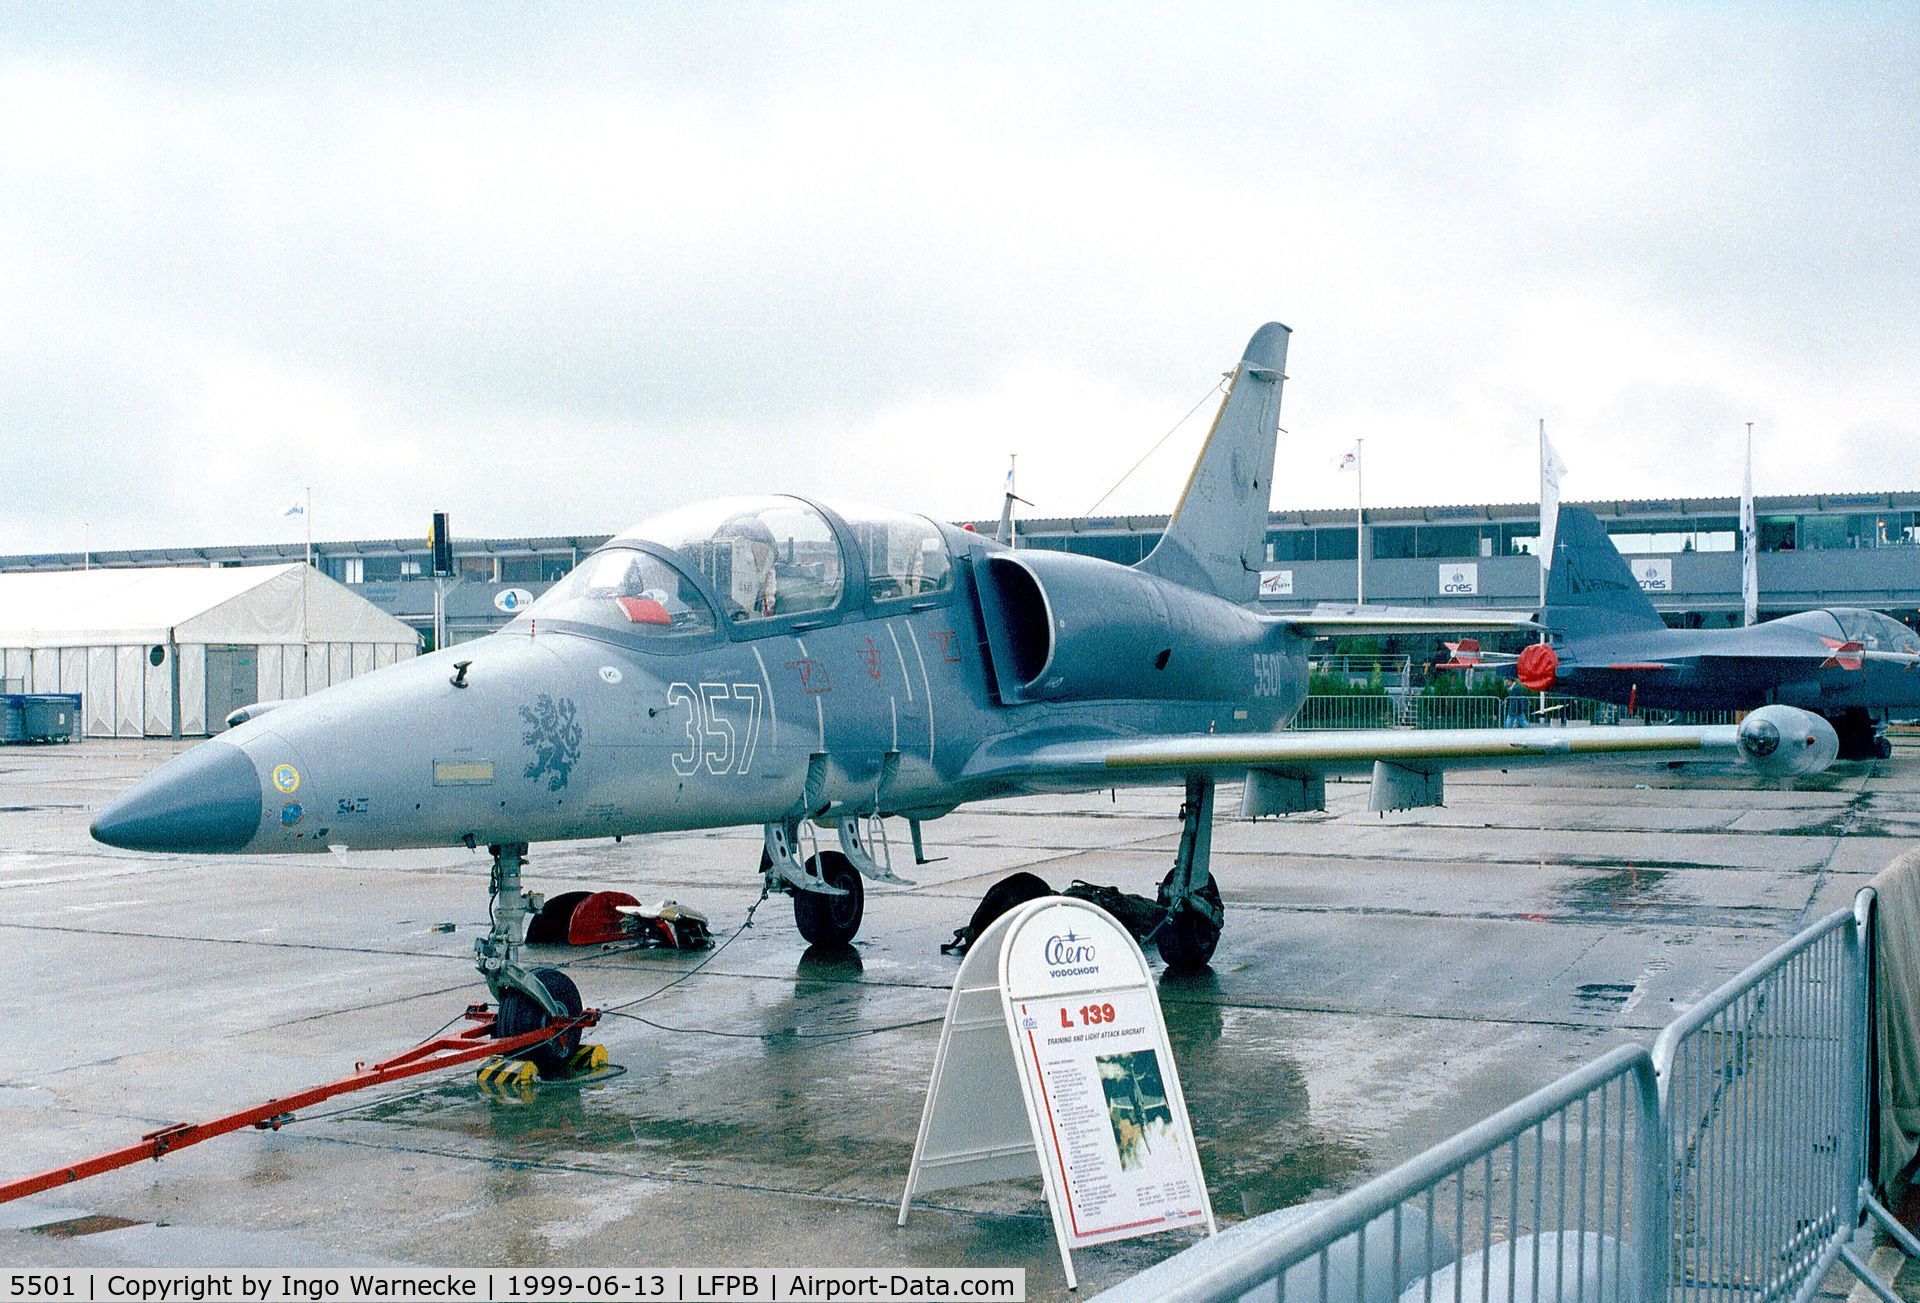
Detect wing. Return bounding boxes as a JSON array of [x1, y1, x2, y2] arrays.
[[965, 708, 1833, 813], [1282, 605, 1538, 637]]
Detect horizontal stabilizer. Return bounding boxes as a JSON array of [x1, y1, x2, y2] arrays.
[[1282, 605, 1538, 638]]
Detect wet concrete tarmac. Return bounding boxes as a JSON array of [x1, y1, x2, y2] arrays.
[[2, 740, 1915, 1294]]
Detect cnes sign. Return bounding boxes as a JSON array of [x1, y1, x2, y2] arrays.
[[1633, 559, 1673, 592], [1438, 563, 1479, 596]]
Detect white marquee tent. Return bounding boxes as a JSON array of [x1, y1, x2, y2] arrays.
[[0, 565, 419, 738]]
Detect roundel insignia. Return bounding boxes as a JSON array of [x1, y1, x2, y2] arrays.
[[599, 666, 623, 684], [272, 764, 300, 794], [279, 801, 304, 828]]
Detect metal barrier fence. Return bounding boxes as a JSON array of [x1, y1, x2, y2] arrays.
[[1654, 909, 1863, 1303], [1286, 694, 1740, 733], [1098, 1045, 1664, 1302], [1094, 893, 1918, 1303]]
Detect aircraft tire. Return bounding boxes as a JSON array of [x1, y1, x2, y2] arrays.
[[496, 966, 584, 1079], [1877, 736, 1895, 760], [1155, 880, 1223, 971], [793, 852, 864, 947]]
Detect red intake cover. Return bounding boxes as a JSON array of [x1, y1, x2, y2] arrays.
[[1516, 643, 1560, 691]]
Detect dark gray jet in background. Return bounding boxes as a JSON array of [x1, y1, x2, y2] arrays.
[[92, 324, 1836, 1061], [1501, 505, 1920, 759]]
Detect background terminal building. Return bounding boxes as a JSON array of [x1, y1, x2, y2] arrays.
[[2, 490, 1916, 660]]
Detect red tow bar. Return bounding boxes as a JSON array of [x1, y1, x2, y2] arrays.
[[0, 1003, 600, 1205]]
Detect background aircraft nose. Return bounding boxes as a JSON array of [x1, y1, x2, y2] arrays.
[[90, 742, 263, 852]]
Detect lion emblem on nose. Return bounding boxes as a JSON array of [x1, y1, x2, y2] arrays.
[[520, 694, 582, 791]]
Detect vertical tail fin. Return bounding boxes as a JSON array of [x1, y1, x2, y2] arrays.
[[1543, 505, 1666, 638], [1135, 322, 1289, 600]]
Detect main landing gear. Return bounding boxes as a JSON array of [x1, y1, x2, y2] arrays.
[[478, 842, 586, 1077], [1829, 709, 1894, 762], [1156, 777, 1225, 971], [761, 817, 866, 947]]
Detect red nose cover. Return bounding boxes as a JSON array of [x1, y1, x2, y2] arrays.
[[1516, 643, 1560, 691]]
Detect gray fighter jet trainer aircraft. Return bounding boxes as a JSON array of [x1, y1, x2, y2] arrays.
[[1498, 505, 1920, 759], [91, 324, 1837, 1059]]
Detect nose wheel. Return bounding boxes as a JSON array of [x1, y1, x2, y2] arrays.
[[792, 851, 864, 947], [478, 842, 593, 1075], [495, 966, 584, 1078]]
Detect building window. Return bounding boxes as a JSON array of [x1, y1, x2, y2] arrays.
[[1315, 528, 1358, 561], [1266, 530, 1316, 562], [1415, 525, 1483, 559], [1801, 515, 1848, 551], [1372, 526, 1415, 559], [1066, 535, 1145, 564]]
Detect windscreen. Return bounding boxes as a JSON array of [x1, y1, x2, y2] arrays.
[[518, 546, 716, 636]]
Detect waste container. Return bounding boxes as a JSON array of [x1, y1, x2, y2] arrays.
[[21, 695, 80, 742], [0, 696, 21, 743]]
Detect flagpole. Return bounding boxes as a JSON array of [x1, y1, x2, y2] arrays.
[[1537, 420, 1547, 613], [1355, 438, 1365, 606], [302, 486, 312, 643], [1742, 424, 1757, 627]]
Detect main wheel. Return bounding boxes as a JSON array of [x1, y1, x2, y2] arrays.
[[793, 851, 864, 947], [1155, 879, 1223, 971], [495, 966, 584, 1079], [1876, 735, 1895, 760]]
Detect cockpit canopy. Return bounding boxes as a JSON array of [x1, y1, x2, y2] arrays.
[[1778, 608, 1920, 653], [828, 500, 954, 602], [524, 497, 957, 637], [623, 496, 846, 622]]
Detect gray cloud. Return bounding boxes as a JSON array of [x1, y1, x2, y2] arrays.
[[2, 5, 1915, 553]]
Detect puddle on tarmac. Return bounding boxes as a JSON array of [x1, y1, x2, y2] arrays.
[[1159, 970, 1370, 1217], [1556, 867, 1672, 915], [304, 953, 1371, 1224], [1573, 982, 1637, 1009]]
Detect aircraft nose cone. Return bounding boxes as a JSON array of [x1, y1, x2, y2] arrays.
[[90, 742, 263, 852]]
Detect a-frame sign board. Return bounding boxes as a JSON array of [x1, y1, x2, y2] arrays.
[[899, 897, 1215, 1289]]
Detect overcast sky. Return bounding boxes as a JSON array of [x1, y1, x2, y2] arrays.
[[3, 4, 1915, 555]]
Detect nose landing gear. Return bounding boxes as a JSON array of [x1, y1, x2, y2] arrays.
[[478, 841, 593, 1077]]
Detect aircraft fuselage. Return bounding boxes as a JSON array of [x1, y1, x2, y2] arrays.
[[91, 518, 1310, 856]]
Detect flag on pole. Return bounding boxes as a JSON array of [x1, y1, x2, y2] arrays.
[[1741, 428, 1758, 626], [1537, 424, 1569, 571], [1335, 445, 1359, 471], [284, 502, 305, 517]]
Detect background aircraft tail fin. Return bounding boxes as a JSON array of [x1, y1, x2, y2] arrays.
[[1543, 505, 1667, 638], [1135, 323, 1289, 601]]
